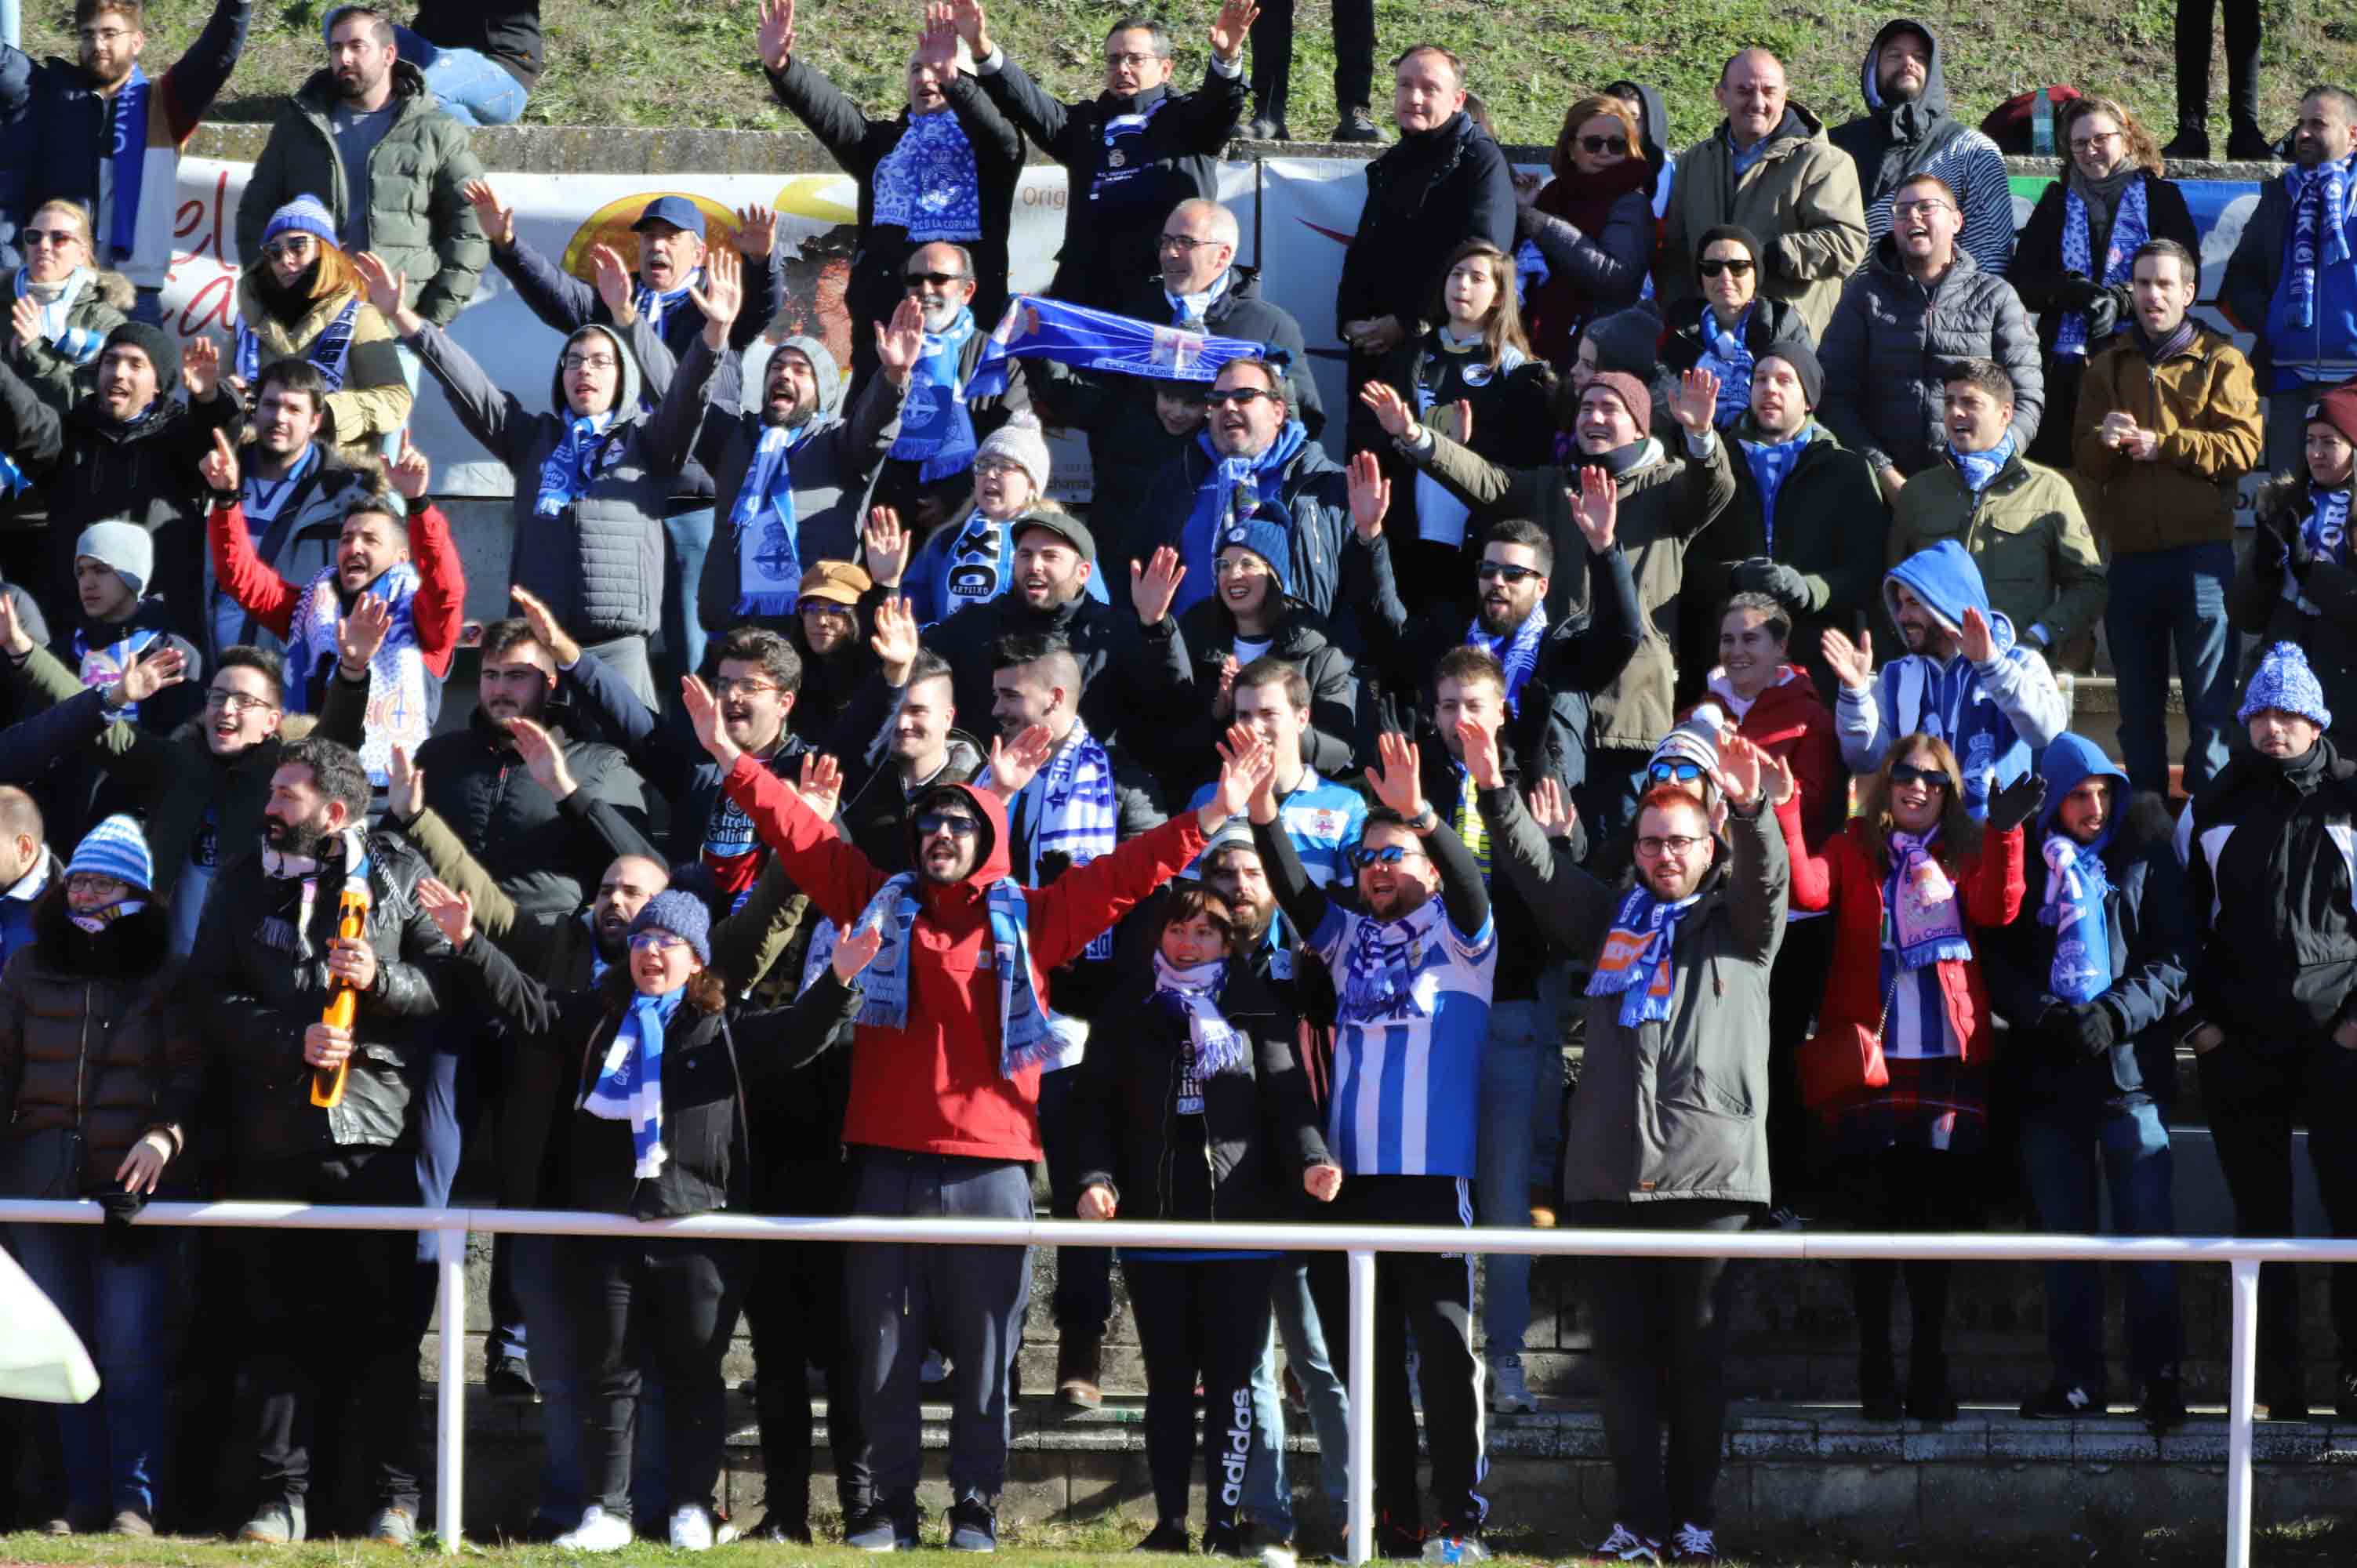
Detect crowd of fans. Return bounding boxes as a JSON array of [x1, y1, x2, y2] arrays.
[[2, 1, 2356, 1565]]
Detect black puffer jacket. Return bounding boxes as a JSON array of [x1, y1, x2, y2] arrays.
[[192, 829, 455, 1164], [1335, 110, 1516, 337], [2181, 735, 2357, 1056], [1070, 940, 1324, 1221]]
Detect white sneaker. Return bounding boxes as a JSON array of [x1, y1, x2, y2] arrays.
[[1595, 1522, 1662, 1563], [1671, 1521, 1717, 1561], [554, 1506, 634, 1552], [668, 1504, 737, 1551], [1488, 1355, 1535, 1414]]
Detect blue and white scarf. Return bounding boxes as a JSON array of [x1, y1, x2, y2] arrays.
[[888, 306, 979, 481], [851, 873, 1058, 1075], [582, 985, 682, 1178], [2054, 175, 2148, 358], [2286, 487, 2350, 615], [14, 269, 105, 366], [967, 294, 1265, 400], [72, 623, 164, 724], [1885, 830, 1974, 971], [1181, 420, 1309, 596], [1091, 96, 1166, 202], [1167, 267, 1230, 327], [2285, 152, 2357, 334], [1338, 898, 1443, 1022], [233, 294, 361, 390], [1693, 304, 1754, 427], [1512, 238, 1549, 307], [1738, 426, 1810, 552], [1948, 430, 2017, 495], [1465, 604, 1547, 716], [873, 107, 983, 241], [2039, 831, 2113, 1005], [103, 66, 151, 263], [632, 269, 699, 334], [1585, 885, 1699, 1027], [280, 562, 428, 786], [1151, 953, 1250, 1078], [535, 410, 624, 517], [731, 417, 821, 617]]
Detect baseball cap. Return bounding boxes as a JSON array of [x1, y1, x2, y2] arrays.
[[632, 195, 707, 239], [1011, 510, 1095, 564]]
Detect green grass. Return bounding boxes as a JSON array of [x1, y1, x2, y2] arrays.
[[17, 0, 2352, 151]]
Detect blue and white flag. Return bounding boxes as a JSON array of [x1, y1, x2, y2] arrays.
[[966, 295, 1266, 400]]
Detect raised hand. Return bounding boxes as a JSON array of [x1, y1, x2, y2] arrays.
[[870, 594, 920, 681], [1129, 545, 1186, 626], [336, 593, 393, 673], [1208, 0, 1258, 59], [1763, 750, 1797, 808], [1356, 380, 1418, 441], [863, 506, 910, 587], [11, 294, 42, 351], [984, 722, 1057, 800], [461, 178, 516, 248], [351, 250, 409, 319], [732, 202, 778, 260], [1572, 465, 1618, 551], [181, 335, 220, 401], [509, 585, 583, 667], [691, 245, 743, 347], [1211, 653, 1238, 718], [1204, 728, 1274, 826], [0, 591, 30, 659], [681, 675, 741, 767], [1712, 732, 1767, 810], [388, 745, 424, 820], [416, 877, 476, 949], [756, 0, 795, 69], [950, 0, 990, 55], [876, 296, 925, 380], [1363, 731, 1425, 818], [1346, 449, 1389, 541], [918, 4, 960, 72], [1456, 717, 1504, 789], [830, 920, 884, 983], [1958, 604, 1996, 665], [1672, 366, 1720, 435], [116, 643, 187, 707], [1819, 627, 1873, 693], [590, 243, 636, 323], [507, 714, 579, 800], [1440, 397, 1474, 446], [798, 750, 845, 820], [383, 432, 430, 501], [1527, 776, 1576, 840], [200, 426, 242, 493], [1985, 771, 2047, 834]]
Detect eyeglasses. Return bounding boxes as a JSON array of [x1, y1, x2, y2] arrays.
[[1647, 759, 1705, 784], [561, 352, 619, 372], [64, 873, 129, 897], [1105, 50, 1164, 67], [627, 931, 688, 954], [973, 456, 1027, 478], [1577, 134, 1626, 155], [1890, 199, 1954, 219], [800, 601, 855, 620], [21, 229, 83, 249], [903, 270, 968, 289], [1214, 555, 1269, 576], [1634, 833, 1705, 858], [917, 812, 981, 839], [2069, 129, 2123, 151], [78, 27, 131, 42], [712, 676, 783, 699], [1203, 387, 1275, 409], [263, 237, 318, 260], [1158, 233, 1220, 252], [1698, 257, 1756, 278], [1890, 762, 1951, 789], [205, 690, 279, 716], [1475, 561, 1541, 583], [1348, 844, 1427, 869]]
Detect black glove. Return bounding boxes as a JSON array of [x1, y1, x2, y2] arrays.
[[2083, 290, 2123, 343], [2057, 1000, 2120, 1058], [1985, 772, 2046, 833], [1729, 557, 1810, 608], [2061, 274, 2108, 310]]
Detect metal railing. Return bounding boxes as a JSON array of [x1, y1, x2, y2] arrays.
[[1, 1199, 2345, 1566]]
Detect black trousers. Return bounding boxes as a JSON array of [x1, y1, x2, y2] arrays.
[[231, 1146, 423, 1513], [1843, 1143, 1985, 1375], [568, 1236, 742, 1519], [2174, 0, 2261, 127], [1568, 1200, 1754, 1536], [1764, 916, 1833, 1207], [1247, 0, 1378, 124], [2199, 1039, 2357, 1380], [1125, 1255, 1275, 1536], [743, 1229, 870, 1530], [1306, 1174, 1484, 1534]]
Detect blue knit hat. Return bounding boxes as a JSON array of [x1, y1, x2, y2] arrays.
[[1215, 503, 1294, 600], [67, 814, 153, 892], [2238, 641, 2333, 730], [629, 889, 711, 965], [261, 195, 340, 250]]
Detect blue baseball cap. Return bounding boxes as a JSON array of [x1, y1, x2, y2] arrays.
[[632, 196, 706, 239]]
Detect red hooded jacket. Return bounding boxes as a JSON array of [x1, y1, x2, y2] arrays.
[[724, 756, 1210, 1160]]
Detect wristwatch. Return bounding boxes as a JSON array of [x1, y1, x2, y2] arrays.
[[1406, 804, 1439, 835]]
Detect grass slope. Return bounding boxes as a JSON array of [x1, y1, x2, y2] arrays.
[[20, 0, 2351, 151]]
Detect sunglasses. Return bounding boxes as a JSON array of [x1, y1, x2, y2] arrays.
[[1203, 387, 1276, 409], [1476, 562, 1541, 584], [1890, 762, 1950, 789], [917, 813, 982, 839], [903, 270, 968, 289], [21, 229, 83, 249], [1348, 844, 1426, 869], [1647, 760, 1705, 783], [1698, 257, 1756, 278], [1577, 134, 1626, 155]]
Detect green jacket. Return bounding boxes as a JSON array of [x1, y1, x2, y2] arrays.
[[3, 270, 131, 412], [1887, 452, 2108, 652], [234, 61, 487, 327]]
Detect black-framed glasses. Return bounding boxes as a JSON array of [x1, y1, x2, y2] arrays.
[[561, 352, 619, 372], [1890, 762, 1950, 789], [917, 813, 981, 840], [1475, 562, 1540, 584], [903, 270, 968, 289], [1647, 759, 1705, 784], [1348, 844, 1426, 869], [1159, 233, 1219, 253], [1203, 387, 1275, 409], [205, 690, 279, 716], [1577, 134, 1625, 155], [1698, 257, 1756, 278], [2069, 129, 2123, 152], [1634, 833, 1705, 858]]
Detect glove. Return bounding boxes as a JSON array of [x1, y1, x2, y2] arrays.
[[1985, 772, 2046, 833], [1729, 557, 1810, 608], [2083, 289, 2123, 343], [2054, 1000, 2119, 1058], [2061, 274, 2109, 310]]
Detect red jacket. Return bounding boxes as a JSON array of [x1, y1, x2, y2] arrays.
[[725, 757, 1210, 1161], [1789, 817, 2026, 1066], [208, 499, 466, 677], [1703, 665, 1845, 851]]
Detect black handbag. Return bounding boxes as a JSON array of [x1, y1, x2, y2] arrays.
[[0, 1126, 85, 1200]]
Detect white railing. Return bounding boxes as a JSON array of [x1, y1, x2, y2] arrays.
[[2, 1200, 2346, 1566]]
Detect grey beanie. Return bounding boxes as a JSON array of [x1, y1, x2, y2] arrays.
[[975, 412, 1051, 495], [74, 520, 153, 598]]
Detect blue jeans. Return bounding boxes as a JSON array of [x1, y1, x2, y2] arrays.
[[6, 1221, 184, 1520], [1477, 971, 1567, 1357], [1241, 1258, 1349, 1530], [415, 43, 529, 125], [509, 1234, 670, 1526], [658, 506, 714, 686], [2020, 1098, 2184, 1393], [1, 0, 19, 50], [2105, 542, 2235, 797]]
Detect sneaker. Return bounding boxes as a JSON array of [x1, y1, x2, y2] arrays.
[[40, 1518, 74, 1537], [369, 1506, 417, 1548], [554, 1505, 634, 1552], [2020, 1382, 2106, 1419], [1420, 1524, 1487, 1562], [488, 1352, 538, 1402], [2140, 1374, 2190, 1431], [1332, 110, 1384, 143], [1669, 1521, 1718, 1563], [2159, 129, 2210, 162], [1487, 1355, 1535, 1414], [111, 1509, 154, 1537], [1595, 1522, 1663, 1563], [749, 1514, 813, 1544], [238, 1497, 307, 1545], [846, 1497, 921, 1552], [669, 1504, 735, 1551], [1137, 1519, 1192, 1552], [1057, 1334, 1104, 1410], [947, 1494, 998, 1552]]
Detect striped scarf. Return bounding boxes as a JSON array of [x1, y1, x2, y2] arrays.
[[2285, 152, 2357, 334], [14, 269, 105, 365], [1884, 830, 1973, 971], [535, 410, 623, 517], [888, 307, 979, 481], [1338, 898, 1442, 1022], [992, 722, 1120, 959], [72, 624, 164, 724], [731, 419, 818, 616], [1585, 884, 1697, 1026], [2054, 175, 2148, 358], [233, 295, 361, 390], [1693, 303, 1754, 426], [279, 562, 429, 786], [2039, 832, 2113, 1005], [851, 873, 1057, 1076], [633, 270, 699, 333], [582, 985, 682, 1178], [1465, 605, 1546, 716], [1151, 953, 1249, 1078]]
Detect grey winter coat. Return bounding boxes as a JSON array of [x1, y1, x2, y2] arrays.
[[1481, 784, 1786, 1206], [1818, 238, 2044, 476]]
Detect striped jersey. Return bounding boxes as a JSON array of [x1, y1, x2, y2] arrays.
[[1186, 771, 1367, 889]]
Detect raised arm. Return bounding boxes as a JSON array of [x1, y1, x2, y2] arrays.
[[489, 227, 599, 336]]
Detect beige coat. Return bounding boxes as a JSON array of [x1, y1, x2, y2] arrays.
[[1659, 104, 1869, 340], [234, 273, 412, 464]]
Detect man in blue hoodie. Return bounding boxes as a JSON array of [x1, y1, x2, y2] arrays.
[[1985, 733, 2189, 1428], [1823, 540, 2068, 818]]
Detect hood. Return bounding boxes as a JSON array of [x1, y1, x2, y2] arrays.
[[1622, 82, 1669, 166], [1725, 103, 1826, 154], [902, 779, 1011, 898], [1706, 662, 1811, 710], [74, 593, 182, 645], [772, 334, 846, 426], [548, 323, 644, 420], [1884, 539, 2015, 648], [1860, 17, 1949, 125], [2034, 732, 2128, 834]]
